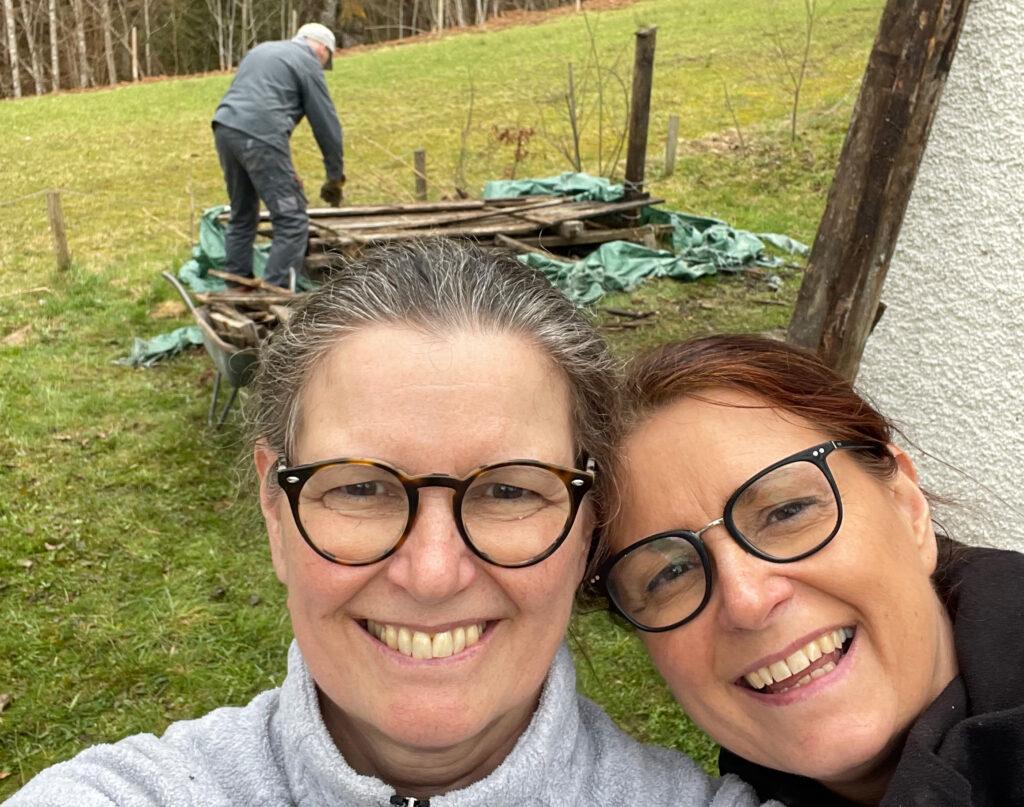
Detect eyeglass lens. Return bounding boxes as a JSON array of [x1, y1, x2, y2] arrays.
[[295, 461, 576, 565], [607, 458, 840, 630]]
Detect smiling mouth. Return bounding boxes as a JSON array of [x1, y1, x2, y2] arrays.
[[739, 627, 854, 695], [365, 619, 487, 660]]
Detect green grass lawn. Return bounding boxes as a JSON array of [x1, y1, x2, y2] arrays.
[[0, 0, 883, 795]]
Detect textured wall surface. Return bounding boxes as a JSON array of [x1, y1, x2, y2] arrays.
[[857, 0, 1024, 552]]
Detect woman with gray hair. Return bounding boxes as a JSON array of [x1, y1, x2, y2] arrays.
[[8, 239, 768, 806]]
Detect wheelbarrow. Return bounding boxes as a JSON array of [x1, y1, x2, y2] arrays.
[[162, 271, 259, 429]]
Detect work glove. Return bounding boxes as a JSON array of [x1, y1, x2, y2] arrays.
[[320, 176, 345, 206]]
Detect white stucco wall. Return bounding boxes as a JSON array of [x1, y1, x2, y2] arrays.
[[857, 0, 1024, 552]]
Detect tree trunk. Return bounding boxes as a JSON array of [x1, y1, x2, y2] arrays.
[[787, 0, 972, 378], [142, 0, 151, 75], [48, 0, 59, 90], [100, 0, 117, 84], [20, 0, 45, 94], [3, 0, 22, 97]]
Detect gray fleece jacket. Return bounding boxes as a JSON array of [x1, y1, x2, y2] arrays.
[[7, 642, 771, 806]]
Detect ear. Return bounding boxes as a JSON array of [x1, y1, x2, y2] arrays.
[[574, 504, 596, 586], [886, 444, 938, 573], [254, 441, 289, 585]]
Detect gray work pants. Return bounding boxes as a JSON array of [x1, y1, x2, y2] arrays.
[[213, 124, 308, 289]]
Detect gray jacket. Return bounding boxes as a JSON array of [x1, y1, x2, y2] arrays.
[[6, 642, 772, 806], [213, 38, 344, 180]]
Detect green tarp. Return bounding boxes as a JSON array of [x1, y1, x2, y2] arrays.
[[115, 325, 204, 367], [484, 172, 625, 202], [486, 172, 808, 305]]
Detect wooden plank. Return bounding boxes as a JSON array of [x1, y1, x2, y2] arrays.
[[232, 196, 562, 223], [494, 233, 557, 258], [195, 291, 300, 307], [521, 223, 672, 249], [302, 197, 579, 233], [787, 0, 971, 379], [208, 268, 291, 294]]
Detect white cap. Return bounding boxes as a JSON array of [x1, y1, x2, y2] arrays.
[[296, 22, 335, 70]]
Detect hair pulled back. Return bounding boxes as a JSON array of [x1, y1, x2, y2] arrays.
[[247, 238, 619, 492], [622, 333, 899, 478]]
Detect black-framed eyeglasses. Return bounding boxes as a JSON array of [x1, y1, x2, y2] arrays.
[[276, 456, 595, 568], [595, 440, 878, 632]]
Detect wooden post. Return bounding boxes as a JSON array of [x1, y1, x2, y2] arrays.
[[665, 114, 679, 177], [46, 190, 71, 271], [414, 149, 427, 201], [787, 0, 971, 379], [131, 26, 139, 81], [624, 26, 657, 203]]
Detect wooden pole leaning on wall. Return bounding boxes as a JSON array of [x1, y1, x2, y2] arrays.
[[46, 190, 71, 272], [413, 149, 427, 201], [786, 0, 971, 380], [665, 114, 679, 177], [624, 26, 657, 204]]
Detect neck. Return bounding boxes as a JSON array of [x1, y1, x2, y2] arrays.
[[318, 688, 538, 800]]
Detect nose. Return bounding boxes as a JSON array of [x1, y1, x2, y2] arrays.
[[706, 526, 795, 631], [384, 488, 477, 602]]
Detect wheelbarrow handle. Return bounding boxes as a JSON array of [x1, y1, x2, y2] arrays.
[[161, 270, 202, 320]]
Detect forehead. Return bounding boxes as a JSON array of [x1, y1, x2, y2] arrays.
[[614, 390, 827, 538], [292, 324, 574, 468]]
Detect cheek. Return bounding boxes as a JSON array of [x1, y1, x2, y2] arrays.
[[641, 630, 712, 701]]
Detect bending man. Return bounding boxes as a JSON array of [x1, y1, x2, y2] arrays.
[[212, 22, 345, 290]]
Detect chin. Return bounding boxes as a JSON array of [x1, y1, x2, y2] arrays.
[[759, 728, 898, 788], [379, 700, 496, 748]]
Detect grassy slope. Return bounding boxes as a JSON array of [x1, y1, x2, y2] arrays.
[[0, 0, 883, 794]]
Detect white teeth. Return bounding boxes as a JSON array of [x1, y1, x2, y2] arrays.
[[745, 628, 853, 691], [398, 627, 412, 655], [744, 672, 766, 690], [785, 649, 811, 675], [412, 631, 432, 659], [368, 620, 485, 659], [432, 631, 453, 658]]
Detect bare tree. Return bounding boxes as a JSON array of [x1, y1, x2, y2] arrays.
[[49, 0, 60, 90], [3, 0, 22, 97], [767, 0, 818, 141], [19, 0, 47, 93], [92, 0, 118, 83]]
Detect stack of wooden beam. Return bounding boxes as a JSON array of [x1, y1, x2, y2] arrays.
[[203, 194, 671, 346], [230, 194, 672, 279]]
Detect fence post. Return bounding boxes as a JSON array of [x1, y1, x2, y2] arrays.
[[46, 190, 71, 272], [664, 114, 679, 177], [624, 26, 657, 203], [414, 149, 427, 201]]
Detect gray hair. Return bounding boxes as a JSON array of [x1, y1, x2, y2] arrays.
[[247, 238, 619, 494]]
